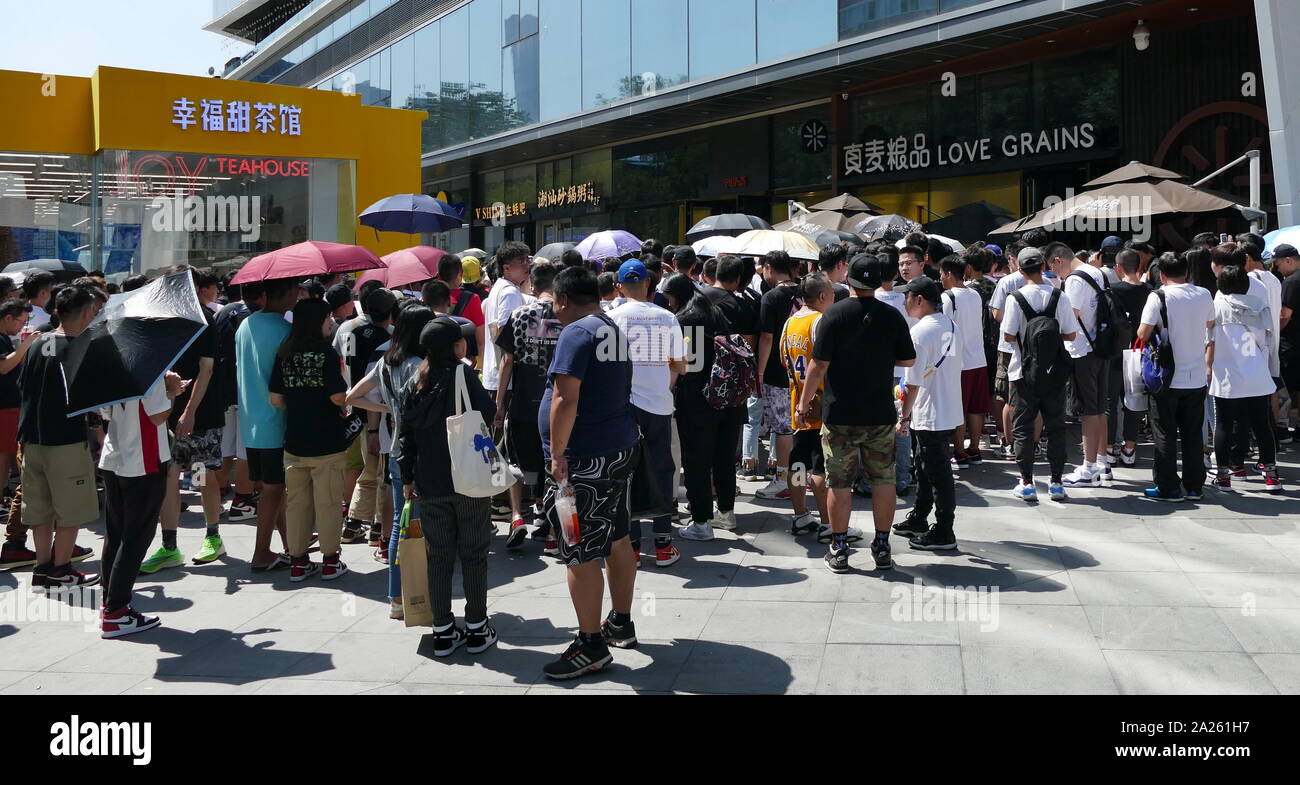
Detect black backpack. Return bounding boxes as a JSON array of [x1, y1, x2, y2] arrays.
[[1011, 289, 1072, 396], [1069, 270, 1132, 359]]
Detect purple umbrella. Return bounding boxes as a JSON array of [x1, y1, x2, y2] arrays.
[[575, 230, 642, 261]]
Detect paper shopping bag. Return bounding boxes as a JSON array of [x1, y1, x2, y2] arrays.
[[400, 535, 433, 627]]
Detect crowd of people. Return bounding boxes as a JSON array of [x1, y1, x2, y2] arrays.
[[1, 225, 1296, 680]]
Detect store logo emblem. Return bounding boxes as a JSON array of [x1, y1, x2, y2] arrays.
[[49, 715, 152, 766], [148, 190, 261, 242]]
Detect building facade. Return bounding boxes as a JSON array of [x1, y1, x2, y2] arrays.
[[218, 0, 1300, 251]]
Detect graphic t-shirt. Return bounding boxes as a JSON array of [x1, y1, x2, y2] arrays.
[[759, 281, 802, 388], [539, 314, 638, 461], [496, 298, 562, 421], [99, 379, 171, 477], [780, 310, 823, 431], [811, 295, 916, 427], [268, 346, 348, 457], [235, 312, 292, 449]]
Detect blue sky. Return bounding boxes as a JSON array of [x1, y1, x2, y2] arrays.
[[0, 0, 238, 77]]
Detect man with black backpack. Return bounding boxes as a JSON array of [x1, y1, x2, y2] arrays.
[[1059, 243, 1130, 489], [1000, 248, 1079, 502], [1136, 252, 1215, 502]]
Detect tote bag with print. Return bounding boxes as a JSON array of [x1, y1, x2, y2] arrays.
[[447, 363, 516, 498]]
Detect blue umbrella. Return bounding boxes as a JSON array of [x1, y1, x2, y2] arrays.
[[359, 193, 464, 235], [1263, 226, 1300, 258]]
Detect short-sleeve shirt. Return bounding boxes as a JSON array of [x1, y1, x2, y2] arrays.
[[905, 312, 963, 432], [1000, 283, 1079, 382], [1281, 270, 1300, 358], [482, 278, 525, 390], [235, 312, 292, 449], [1140, 283, 1215, 390], [268, 346, 348, 457], [780, 310, 823, 431], [447, 287, 485, 327], [496, 298, 562, 420], [168, 308, 221, 431], [538, 314, 638, 461], [18, 332, 87, 446], [702, 286, 757, 338], [811, 295, 916, 427], [99, 379, 171, 477], [758, 282, 802, 388], [1209, 296, 1275, 400], [1063, 265, 1107, 359], [940, 286, 985, 371], [0, 334, 21, 409], [607, 300, 685, 416]]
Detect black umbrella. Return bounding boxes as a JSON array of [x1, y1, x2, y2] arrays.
[[685, 214, 773, 243], [854, 214, 923, 242], [2, 258, 87, 282], [808, 229, 866, 249], [535, 242, 576, 262], [63, 270, 209, 417]]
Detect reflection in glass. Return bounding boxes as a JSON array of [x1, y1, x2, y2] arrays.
[[469, 0, 504, 139], [0, 152, 93, 272], [631, 0, 688, 95], [838, 0, 936, 40], [582, 0, 631, 110], [413, 22, 442, 152], [539, 0, 582, 120], [503, 36, 540, 126], [759, 0, 836, 62], [441, 7, 471, 146], [391, 35, 415, 111], [689, 0, 756, 80]]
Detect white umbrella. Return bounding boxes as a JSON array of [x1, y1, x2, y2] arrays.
[[692, 235, 741, 258], [896, 234, 966, 253], [731, 230, 822, 261]]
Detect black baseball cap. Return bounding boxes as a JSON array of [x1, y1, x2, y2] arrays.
[[419, 316, 475, 354], [896, 276, 942, 305], [846, 253, 885, 289], [298, 279, 326, 298], [324, 283, 353, 310], [1271, 243, 1299, 261]]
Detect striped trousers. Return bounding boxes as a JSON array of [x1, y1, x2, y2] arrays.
[[420, 494, 493, 627]]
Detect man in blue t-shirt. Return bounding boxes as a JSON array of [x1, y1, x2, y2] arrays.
[[235, 277, 297, 572], [539, 267, 639, 681]]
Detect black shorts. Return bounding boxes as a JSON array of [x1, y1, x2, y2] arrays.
[[543, 448, 635, 566], [789, 429, 825, 478], [245, 447, 285, 485], [1068, 352, 1111, 417], [1283, 353, 1300, 394], [505, 412, 545, 477]]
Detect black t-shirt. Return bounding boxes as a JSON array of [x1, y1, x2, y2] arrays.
[[268, 346, 348, 457], [702, 286, 757, 338], [168, 311, 218, 432], [759, 281, 802, 388], [675, 302, 733, 391], [347, 321, 391, 390], [212, 300, 252, 415], [811, 295, 916, 427], [0, 334, 21, 409], [1112, 280, 1153, 335], [832, 283, 851, 303], [1281, 270, 1300, 357], [18, 332, 88, 446], [495, 299, 561, 420]]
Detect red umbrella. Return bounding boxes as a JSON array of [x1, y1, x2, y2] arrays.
[[357, 248, 437, 290], [396, 245, 449, 278], [230, 241, 383, 285]]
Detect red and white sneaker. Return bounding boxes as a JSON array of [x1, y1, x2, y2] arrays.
[[322, 554, 349, 580], [543, 538, 560, 557], [102, 607, 161, 639], [0, 542, 37, 571], [1215, 471, 1232, 491], [654, 542, 681, 568], [289, 557, 320, 583], [1229, 465, 1249, 479], [70, 545, 94, 563], [505, 517, 528, 549], [373, 545, 389, 565], [43, 568, 99, 593], [1263, 468, 1284, 495]]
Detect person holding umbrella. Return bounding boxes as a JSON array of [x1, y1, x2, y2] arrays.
[[22, 285, 102, 591], [236, 278, 299, 571]]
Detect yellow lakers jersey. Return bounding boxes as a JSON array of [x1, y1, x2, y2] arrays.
[[780, 310, 823, 431]]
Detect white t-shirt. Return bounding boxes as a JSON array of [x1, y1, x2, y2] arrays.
[[1209, 297, 1275, 400], [482, 278, 525, 390], [940, 286, 985, 371], [607, 300, 686, 416], [28, 305, 50, 331], [1140, 283, 1214, 390], [1000, 283, 1079, 382], [1063, 264, 1107, 359], [905, 313, 963, 432], [99, 379, 171, 477], [989, 271, 1026, 313], [875, 288, 910, 378]]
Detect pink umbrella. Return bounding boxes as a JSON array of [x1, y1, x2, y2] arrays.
[[397, 245, 450, 278], [357, 248, 437, 290], [230, 241, 383, 285]]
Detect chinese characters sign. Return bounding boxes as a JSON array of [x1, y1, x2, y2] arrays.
[[172, 98, 302, 136], [842, 124, 1097, 178], [538, 182, 600, 209], [474, 202, 527, 221]]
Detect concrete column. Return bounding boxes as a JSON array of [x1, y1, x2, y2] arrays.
[[1255, 0, 1300, 228]]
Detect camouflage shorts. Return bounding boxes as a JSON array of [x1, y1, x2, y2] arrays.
[[172, 427, 223, 472], [822, 424, 897, 490]]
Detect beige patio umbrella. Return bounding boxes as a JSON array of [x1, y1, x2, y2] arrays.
[[1084, 161, 1183, 187], [732, 230, 823, 261], [773, 210, 865, 234], [810, 193, 884, 214]]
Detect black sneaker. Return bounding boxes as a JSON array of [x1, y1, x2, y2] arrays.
[[530, 519, 552, 540], [870, 538, 894, 570], [432, 624, 467, 658], [465, 621, 498, 654], [909, 527, 958, 551], [825, 545, 850, 574], [367, 526, 384, 547], [600, 612, 638, 649], [30, 561, 54, 591], [1276, 428, 1294, 446], [1184, 487, 1204, 501], [892, 515, 929, 539], [340, 522, 367, 544], [543, 636, 612, 680]]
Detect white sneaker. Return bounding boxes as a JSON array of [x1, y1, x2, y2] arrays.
[[1062, 465, 1101, 488], [678, 522, 714, 541], [817, 524, 865, 544], [754, 477, 790, 499], [712, 510, 738, 530], [1093, 462, 1114, 484], [1203, 452, 1214, 471]]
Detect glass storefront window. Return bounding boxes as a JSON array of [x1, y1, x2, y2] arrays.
[[0, 152, 94, 271], [503, 36, 540, 126], [759, 0, 837, 62], [469, 0, 505, 139], [1033, 48, 1119, 148], [612, 140, 707, 206], [979, 65, 1031, 145], [521, 0, 540, 37], [839, 0, 937, 40], [540, 0, 582, 120], [391, 35, 415, 111], [631, 0, 688, 95], [414, 22, 442, 152], [771, 108, 832, 189], [582, 0, 631, 109], [441, 8, 472, 146], [95, 150, 355, 277], [689, 0, 756, 80]]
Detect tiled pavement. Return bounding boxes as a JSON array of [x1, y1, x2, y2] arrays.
[[2, 441, 1298, 695]]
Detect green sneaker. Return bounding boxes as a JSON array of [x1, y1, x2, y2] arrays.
[[192, 535, 226, 564], [138, 546, 183, 575]]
